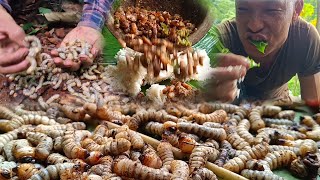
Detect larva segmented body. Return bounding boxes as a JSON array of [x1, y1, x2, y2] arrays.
[[26, 132, 53, 161], [157, 142, 174, 171], [262, 105, 282, 117], [223, 143, 269, 173], [85, 151, 103, 166], [91, 125, 108, 144], [241, 169, 284, 180], [162, 131, 179, 148], [202, 122, 223, 128], [59, 105, 86, 122], [16, 163, 41, 180], [233, 107, 248, 121], [177, 122, 226, 141], [173, 104, 197, 117], [12, 139, 35, 163], [263, 150, 297, 170], [248, 106, 265, 132], [5, 114, 58, 132], [187, 109, 228, 124], [198, 102, 239, 114], [115, 128, 144, 149], [277, 110, 295, 120], [113, 158, 172, 180], [15, 105, 46, 116], [140, 144, 162, 169], [236, 119, 255, 145], [214, 140, 235, 167], [268, 145, 300, 155], [130, 109, 179, 130], [264, 118, 296, 126], [170, 160, 189, 180], [313, 113, 320, 124], [3, 140, 19, 161], [277, 139, 317, 157], [145, 122, 164, 136], [29, 163, 75, 180], [190, 168, 218, 180], [300, 115, 319, 128], [53, 137, 63, 152], [0, 129, 20, 153], [255, 128, 294, 144], [47, 153, 70, 165], [225, 123, 250, 150], [89, 156, 121, 180], [0, 105, 23, 121], [189, 145, 215, 173], [62, 130, 89, 159], [35, 122, 86, 133]]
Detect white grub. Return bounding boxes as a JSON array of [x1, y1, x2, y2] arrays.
[[74, 78, 82, 87], [82, 72, 97, 80], [81, 82, 90, 92], [29, 93, 38, 99], [92, 82, 102, 91], [23, 86, 36, 96], [67, 82, 77, 94], [38, 96, 49, 110], [35, 76, 45, 92], [46, 94, 60, 104]]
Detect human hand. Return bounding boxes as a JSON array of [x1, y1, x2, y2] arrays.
[[0, 5, 29, 74], [51, 26, 103, 71], [204, 53, 250, 102]]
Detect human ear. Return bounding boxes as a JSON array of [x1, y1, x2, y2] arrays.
[[293, 0, 303, 21]]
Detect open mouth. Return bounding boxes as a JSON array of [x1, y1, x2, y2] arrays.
[[249, 39, 268, 54]]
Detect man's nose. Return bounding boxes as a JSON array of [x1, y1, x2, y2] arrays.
[[247, 14, 264, 33]]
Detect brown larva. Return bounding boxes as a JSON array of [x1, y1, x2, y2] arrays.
[[187, 109, 228, 124], [113, 158, 172, 180]]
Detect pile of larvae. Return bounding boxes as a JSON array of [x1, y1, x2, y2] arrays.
[[0, 99, 319, 180]]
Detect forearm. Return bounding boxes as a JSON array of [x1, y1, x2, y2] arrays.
[[0, 0, 11, 12], [78, 0, 114, 32], [299, 72, 320, 107]]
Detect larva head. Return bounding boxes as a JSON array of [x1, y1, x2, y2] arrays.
[[289, 158, 308, 178], [302, 153, 320, 179], [178, 134, 196, 154], [163, 121, 177, 132], [0, 169, 12, 179]]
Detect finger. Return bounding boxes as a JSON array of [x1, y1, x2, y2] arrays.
[[51, 49, 59, 57], [0, 48, 29, 66], [217, 53, 250, 69], [0, 32, 7, 41], [0, 59, 30, 74], [211, 80, 238, 102], [210, 66, 247, 83], [53, 57, 64, 67], [90, 47, 99, 58], [79, 54, 93, 68], [8, 28, 26, 47], [63, 60, 81, 71], [63, 59, 74, 68]]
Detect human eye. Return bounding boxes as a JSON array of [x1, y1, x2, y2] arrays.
[[237, 7, 249, 13]]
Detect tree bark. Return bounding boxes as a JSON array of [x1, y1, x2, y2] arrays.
[[317, 0, 320, 32]]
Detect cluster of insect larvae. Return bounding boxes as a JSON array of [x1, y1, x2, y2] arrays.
[[0, 97, 320, 180]]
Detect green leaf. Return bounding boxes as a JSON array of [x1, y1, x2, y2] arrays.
[[38, 7, 52, 14], [186, 80, 206, 91], [27, 27, 41, 35], [250, 40, 268, 54], [22, 23, 34, 31]]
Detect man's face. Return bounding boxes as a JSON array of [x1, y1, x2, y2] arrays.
[[235, 0, 296, 61]]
